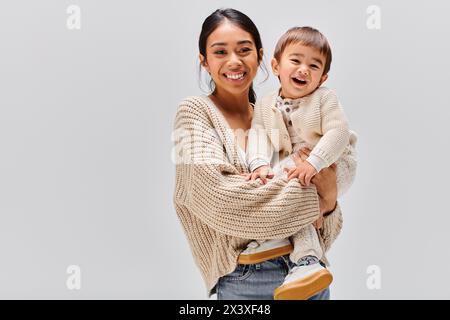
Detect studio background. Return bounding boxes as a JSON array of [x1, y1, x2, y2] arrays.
[[1, 0, 449, 299]]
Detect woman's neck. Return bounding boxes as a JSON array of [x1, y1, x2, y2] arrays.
[[210, 88, 250, 116]]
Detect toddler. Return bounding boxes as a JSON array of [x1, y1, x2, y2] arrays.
[[241, 26, 358, 300]]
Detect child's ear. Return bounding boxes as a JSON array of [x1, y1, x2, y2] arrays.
[[199, 54, 210, 72], [271, 58, 280, 76], [319, 73, 328, 86]]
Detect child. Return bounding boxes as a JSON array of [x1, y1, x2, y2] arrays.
[[241, 26, 358, 300]]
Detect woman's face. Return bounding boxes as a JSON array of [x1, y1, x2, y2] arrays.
[[200, 20, 262, 98]]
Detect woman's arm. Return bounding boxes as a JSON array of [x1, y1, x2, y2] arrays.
[[320, 204, 343, 253], [311, 164, 343, 253], [173, 98, 321, 240], [291, 150, 337, 215], [313, 164, 338, 215]]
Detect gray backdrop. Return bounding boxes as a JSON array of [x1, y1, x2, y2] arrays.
[[0, 0, 449, 299]]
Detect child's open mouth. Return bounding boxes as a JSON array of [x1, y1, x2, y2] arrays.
[[292, 77, 307, 86]]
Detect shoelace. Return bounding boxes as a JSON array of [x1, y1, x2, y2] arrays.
[[297, 255, 319, 266]]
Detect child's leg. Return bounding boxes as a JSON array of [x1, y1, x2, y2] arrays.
[[289, 225, 323, 264], [272, 153, 296, 176], [274, 226, 332, 300], [238, 238, 293, 265]]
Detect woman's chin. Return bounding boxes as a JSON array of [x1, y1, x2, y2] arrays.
[[226, 86, 252, 97]]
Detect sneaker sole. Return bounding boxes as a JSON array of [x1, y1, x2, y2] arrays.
[[237, 244, 294, 265], [273, 269, 333, 300]]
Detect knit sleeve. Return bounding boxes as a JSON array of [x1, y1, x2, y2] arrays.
[[173, 98, 320, 240], [246, 102, 273, 172], [308, 90, 350, 169], [319, 203, 343, 254], [336, 130, 358, 197]]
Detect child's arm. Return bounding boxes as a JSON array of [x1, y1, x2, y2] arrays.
[[247, 128, 274, 173], [307, 90, 350, 173], [294, 133, 358, 197], [283, 89, 350, 186], [246, 101, 276, 179], [246, 126, 275, 184]]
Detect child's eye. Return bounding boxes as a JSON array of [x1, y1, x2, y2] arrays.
[[291, 59, 300, 64], [215, 50, 226, 55], [310, 64, 319, 69]]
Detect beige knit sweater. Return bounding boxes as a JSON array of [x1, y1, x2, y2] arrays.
[[173, 95, 344, 296], [248, 87, 350, 173]]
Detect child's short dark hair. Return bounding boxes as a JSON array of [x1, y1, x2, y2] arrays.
[[274, 26, 332, 75]]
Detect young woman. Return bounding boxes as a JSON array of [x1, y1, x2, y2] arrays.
[[173, 8, 342, 300]]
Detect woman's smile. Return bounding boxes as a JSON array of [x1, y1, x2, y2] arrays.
[[224, 71, 247, 82]]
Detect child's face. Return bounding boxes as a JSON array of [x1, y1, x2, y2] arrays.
[[272, 42, 328, 99]]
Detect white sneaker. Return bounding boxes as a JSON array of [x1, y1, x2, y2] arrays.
[[274, 263, 333, 300], [238, 239, 293, 265]]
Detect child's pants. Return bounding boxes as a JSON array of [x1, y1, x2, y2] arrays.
[[289, 224, 323, 263], [256, 141, 357, 263]]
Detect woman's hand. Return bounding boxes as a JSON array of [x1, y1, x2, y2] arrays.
[[297, 148, 338, 215], [313, 216, 324, 230]]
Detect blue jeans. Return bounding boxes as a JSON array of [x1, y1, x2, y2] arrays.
[[215, 255, 330, 300]]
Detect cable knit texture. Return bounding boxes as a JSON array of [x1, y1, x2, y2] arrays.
[[173, 96, 343, 296], [248, 87, 352, 173]]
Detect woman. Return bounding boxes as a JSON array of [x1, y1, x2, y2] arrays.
[[173, 8, 342, 300]]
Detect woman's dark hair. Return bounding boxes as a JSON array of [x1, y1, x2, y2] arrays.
[[198, 8, 264, 104]]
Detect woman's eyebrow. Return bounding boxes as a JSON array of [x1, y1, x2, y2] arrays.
[[210, 40, 253, 47], [211, 42, 227, 47], [237, 40, 253, 45]]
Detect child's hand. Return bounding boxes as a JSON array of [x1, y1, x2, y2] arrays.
[[283, 161, 317, 186], [247, 165, 274, 184]]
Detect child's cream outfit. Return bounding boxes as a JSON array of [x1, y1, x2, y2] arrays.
[[245, 86, 358, 263]]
